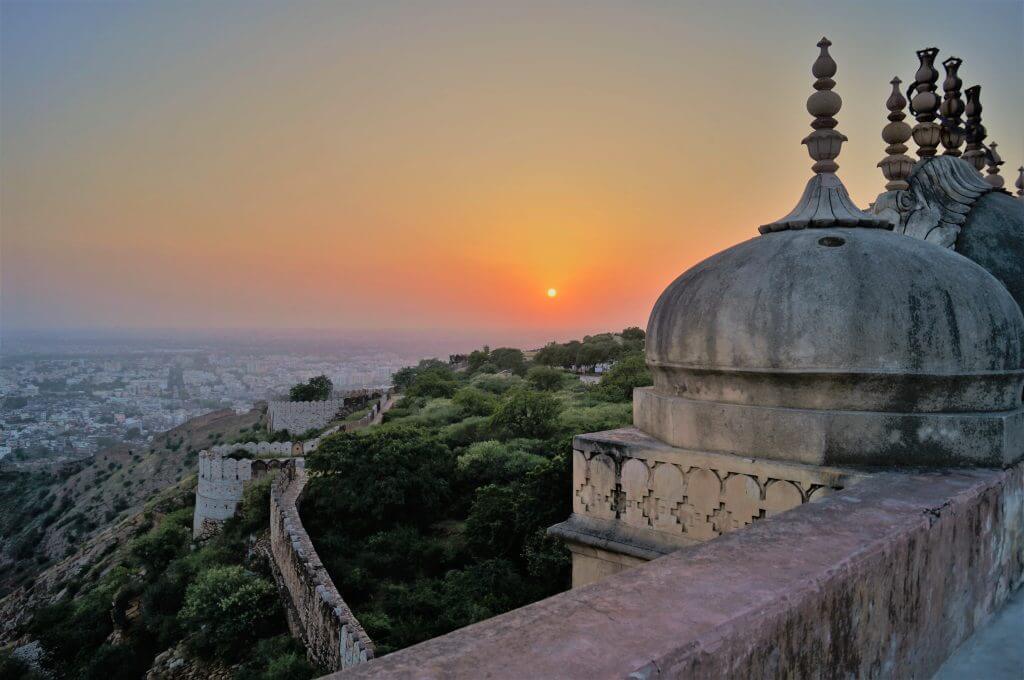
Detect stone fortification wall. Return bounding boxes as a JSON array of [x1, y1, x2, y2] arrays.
[[194, 392, 394, 538], [193, 451, 295, 538], [267, 388, 390, 435], [270, 463, 373, 671]]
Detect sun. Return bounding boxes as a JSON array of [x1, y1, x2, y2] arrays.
[[547, 288, 558, 298]]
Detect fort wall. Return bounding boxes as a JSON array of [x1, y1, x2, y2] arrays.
[[267, 388, 390, 435], [270, 463, 374, 671]]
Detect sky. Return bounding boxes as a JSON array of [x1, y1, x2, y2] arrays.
[[2, 0, 1022, 345]]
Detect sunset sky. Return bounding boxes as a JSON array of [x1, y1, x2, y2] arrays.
[[2, 0, 1022, 343]]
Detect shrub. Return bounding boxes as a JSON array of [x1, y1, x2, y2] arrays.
[[596, 352, 651, 401], [490, 389, 561, 439], [452, 387, 499, 417], [178, 566, 281, 659], [289, 375, 333, 402], [457, 441, 546, 486], [526, 366, 563, 391]]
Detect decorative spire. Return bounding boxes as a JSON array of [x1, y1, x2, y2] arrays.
[[962, 85, 987, 171], [939, 57, 965, 156], [983, 141, 1005, 188], [760, 38, 890, 233], [878, 77, 914, 191], [909, 47, 942, 158], [1016, 166, 1024, 201]]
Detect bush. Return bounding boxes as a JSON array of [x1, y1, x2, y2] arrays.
[[470, 373, 522, 395], [526, 366, 563, 391], [490, 389, 561, 439], [597, 352, 651, 401], [457, 441, 546, 487], [306, 425, 456, 535], [179, 566, 282, 659], [452, 387, 499, 417], [406, 371, 459, 399]]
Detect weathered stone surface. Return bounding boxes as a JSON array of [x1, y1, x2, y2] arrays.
[[958, 191, 1024, 316], [270, 463, 373, 672], [329, 464, 1024, 679], [643, 226, 1024, 466], [634, 386, 1024, 467]]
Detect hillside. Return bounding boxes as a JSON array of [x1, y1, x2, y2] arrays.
[[0, 407, 263, 597]]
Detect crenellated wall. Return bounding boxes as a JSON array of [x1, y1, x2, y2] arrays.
[[193, 392, 394, 538], [267, 388, 390, 435], [270, 462, 374, 671]]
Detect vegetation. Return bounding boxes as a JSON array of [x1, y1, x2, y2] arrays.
[[301, 328, 649, 654], [289, 374, 333, 402], [19, 473, 319, 679]]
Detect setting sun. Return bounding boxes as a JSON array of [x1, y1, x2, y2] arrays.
[[547, 288, 558, 298]]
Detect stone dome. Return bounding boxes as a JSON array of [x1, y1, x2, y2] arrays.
[[645, 227, 1024, 413], [636, 227, 1024, 467], [954, 191, 1024, 313]]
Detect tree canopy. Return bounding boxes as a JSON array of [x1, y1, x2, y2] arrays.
[[289, 374, 333, 401]]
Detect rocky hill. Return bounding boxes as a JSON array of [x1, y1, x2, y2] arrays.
[[0, 407, 263, 598]]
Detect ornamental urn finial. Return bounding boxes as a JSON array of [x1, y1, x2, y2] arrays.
[[909, 47, 942, 158], [878, 76, 914, 191], [962, 85, 988, 171], [1016, 166, 1024, 200], [760, 38, 890, 233], [939, 56, 965, 156], [984, 142, 1005, 189]]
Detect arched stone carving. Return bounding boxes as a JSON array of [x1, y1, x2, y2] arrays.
[[649, 463, 684, 533], [765, 479, 804, 517], [586, 454, 617, 520], [809, 485, 835, 503], [723, 474, 762, 531], [620, 459, 651, 529]]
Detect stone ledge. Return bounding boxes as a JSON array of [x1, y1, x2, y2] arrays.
[[327, 463, 1024, 679]]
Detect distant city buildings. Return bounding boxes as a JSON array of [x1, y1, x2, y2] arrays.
[[0, 347, 414, 463]]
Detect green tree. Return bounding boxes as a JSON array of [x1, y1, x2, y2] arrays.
[[488, 348, 527, 375], [467, 346, 491, 373], [490, 389, 561, 439], [598, 352, 652, 401], [526, 365, 563, 391], [306, 425, 456, 535], [179, 566, 281, 659], [406, 371, 459, 399], [452, 387, 499, 417], [620, 326, 646, 342], [289, 375, 333, 401]]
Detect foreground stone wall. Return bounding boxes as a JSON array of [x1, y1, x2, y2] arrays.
[[270, 464, 374, 671], [330, 463, 1024, 679]]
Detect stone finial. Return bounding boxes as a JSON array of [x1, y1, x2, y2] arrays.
[[909, 47, 942, 158], [878, 77, 914, 191], [962, 85, 987, 171], [984, 141, 1005, 188], [1016, 166, 1024, 200], [939, 57, 965, 156], [760, 38, 890, 233]]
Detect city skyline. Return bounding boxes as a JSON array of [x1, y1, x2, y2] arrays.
[[3, 0, 1023, 337]]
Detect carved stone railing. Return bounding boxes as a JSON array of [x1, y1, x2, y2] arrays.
[[270, 463, 374, 671]]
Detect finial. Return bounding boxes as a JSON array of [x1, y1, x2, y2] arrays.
[[878, 76, 914, 191], [909, 47, 942, 158], [983, 142, 1005, 188], [1016, 166, 1024, 201], [939, 57, 965, 156], [962, 85, 987, 171], [760, 38, 890, 233]]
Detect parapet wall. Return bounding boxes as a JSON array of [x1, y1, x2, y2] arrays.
[[330, 462, 1024, 679], [271, 463, 374, 671]]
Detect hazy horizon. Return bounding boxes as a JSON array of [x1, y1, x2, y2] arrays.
[[3, 0, 1023, 335]]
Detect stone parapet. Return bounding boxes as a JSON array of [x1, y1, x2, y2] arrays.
[[270, 464, 374, 671], [550, 427, 865, 586], [328, 462, 1024, 679]]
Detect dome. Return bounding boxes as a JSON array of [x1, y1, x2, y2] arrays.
[[633, 37, 1024, 467], [645, 227, 1024, 414]]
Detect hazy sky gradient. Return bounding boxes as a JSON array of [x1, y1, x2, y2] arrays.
[[2, 0, 1022, 341]]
